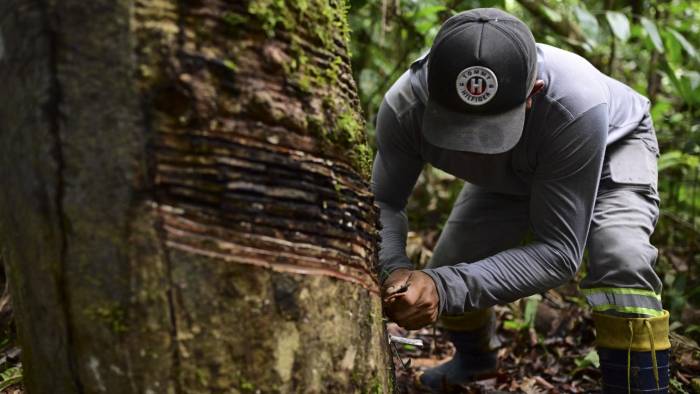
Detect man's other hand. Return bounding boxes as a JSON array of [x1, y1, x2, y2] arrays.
[[382, 270, 439, 330]]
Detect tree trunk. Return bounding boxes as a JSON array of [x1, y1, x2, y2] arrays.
[[0, 0, 393, 392]]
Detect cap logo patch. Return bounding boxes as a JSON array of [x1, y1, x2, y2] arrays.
[[456, 66, 498, 106]]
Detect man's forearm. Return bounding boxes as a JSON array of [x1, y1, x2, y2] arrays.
[[422, 242, 577, 314]]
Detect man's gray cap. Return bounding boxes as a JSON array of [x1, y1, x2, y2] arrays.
[[423, 8, 538, 154]]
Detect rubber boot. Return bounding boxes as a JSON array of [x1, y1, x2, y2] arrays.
[[593, 311, 671, 393], [418, 309, 498, 392]]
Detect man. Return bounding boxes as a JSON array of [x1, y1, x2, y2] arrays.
[[373, 8, 670, 394]]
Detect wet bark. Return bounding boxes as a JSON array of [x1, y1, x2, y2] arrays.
[[0, 0, 393, 393]]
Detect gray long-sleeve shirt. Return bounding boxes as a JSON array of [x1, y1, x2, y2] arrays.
[[372, 44, 651, 315]]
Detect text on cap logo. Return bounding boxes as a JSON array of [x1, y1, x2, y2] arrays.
[[455, 66, 498, 106]]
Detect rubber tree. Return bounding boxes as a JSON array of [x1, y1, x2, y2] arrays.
[[0, 0, 393, 392]]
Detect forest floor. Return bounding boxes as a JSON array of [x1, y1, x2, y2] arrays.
[[389, 283, 700, 394]]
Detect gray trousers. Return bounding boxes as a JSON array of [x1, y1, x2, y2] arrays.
[[428, 115, 663, 317]]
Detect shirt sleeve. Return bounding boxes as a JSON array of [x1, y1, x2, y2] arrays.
[[371, 99, 424, 283], [422, 104, 608, 315]]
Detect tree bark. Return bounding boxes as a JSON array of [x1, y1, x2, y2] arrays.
[[0, 0, 393, 393]]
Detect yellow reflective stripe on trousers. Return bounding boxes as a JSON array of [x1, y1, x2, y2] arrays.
[[591, 304, 665, 317], [581, 287, 661, 300]]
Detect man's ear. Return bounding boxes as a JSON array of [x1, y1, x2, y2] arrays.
[[526, 80, 545, 109]]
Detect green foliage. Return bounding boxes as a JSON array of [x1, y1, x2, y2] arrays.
[[605, 11, 630, 42], [641, 17, 665, 53], [670, 377, 691, 394], [0, 344, 21, 392], [573, 6, 599, 42], [504, 294, 541, 331], [0, 366, 21, 391], [574, 349, 600, 369], [571, 349, 600, 376]]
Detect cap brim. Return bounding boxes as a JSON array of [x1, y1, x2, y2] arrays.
[[422, 100, 526, 154]]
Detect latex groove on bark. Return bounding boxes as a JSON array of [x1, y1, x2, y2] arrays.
[[150, 0, 380, 292]]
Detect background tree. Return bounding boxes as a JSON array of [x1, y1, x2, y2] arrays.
[[0, 0, 392, 392]]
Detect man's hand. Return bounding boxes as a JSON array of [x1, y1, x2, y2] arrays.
[[382, 268, 412, 296], [381, 270, 439, 330]]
